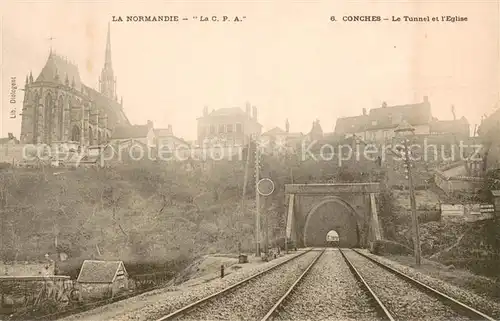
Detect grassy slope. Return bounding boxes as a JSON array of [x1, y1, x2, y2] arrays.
[[0, 161, 256, 275]]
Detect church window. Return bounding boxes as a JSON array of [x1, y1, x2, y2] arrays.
[[33, 93, 40, 144], [88, 126, 94, 145], [71, 125, 80, 143], [58, 96, 64, 140], [44, 93, 53, 143], [236, 123, 242, 133]]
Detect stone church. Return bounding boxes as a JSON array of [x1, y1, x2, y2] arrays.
[[20, 24, 130, 146]]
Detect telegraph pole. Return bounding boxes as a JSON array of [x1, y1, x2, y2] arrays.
[[255, 140, 261, 257], [395, 122, 421, 266], [403, 139, 422, 266]]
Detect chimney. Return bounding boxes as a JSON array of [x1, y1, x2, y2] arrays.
[[423, 96, 429, 103], [245, 102, 251, 115], [147, 120, 154, 129], [252, 106, 257, 120], [203, 105, 208, 117], [362, 108, 367, 116], [382, 102, 387, 108], [167, 124, 173, 134], [8, 133, 14, 140]]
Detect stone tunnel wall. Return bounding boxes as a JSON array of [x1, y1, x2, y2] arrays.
[[293, 193, 372, 247]]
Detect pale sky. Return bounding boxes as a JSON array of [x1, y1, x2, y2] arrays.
[[1, 0, 499, 141]]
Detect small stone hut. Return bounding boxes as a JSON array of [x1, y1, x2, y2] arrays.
[[76, 260, 129, 300]]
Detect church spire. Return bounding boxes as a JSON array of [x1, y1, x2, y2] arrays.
[[100, 22, 116, 99], [104, 22, 112, 68]]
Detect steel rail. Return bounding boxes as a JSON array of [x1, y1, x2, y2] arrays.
[[154, 248, 314, 321], [260, 248, 326, 321], [339, 248, 396, 321], [351, 248, 496, 321]]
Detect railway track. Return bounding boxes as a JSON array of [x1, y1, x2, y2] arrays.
[[154, 248, 320, 321], [340, 248, 496, 321], [153, 247, 496, 321], [262, 248, 388, 321]]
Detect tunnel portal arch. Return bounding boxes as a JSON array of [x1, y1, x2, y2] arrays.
[[303, 196, 361, 248]]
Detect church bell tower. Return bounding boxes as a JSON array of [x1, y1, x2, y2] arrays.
[[99, 22, 116, 100]]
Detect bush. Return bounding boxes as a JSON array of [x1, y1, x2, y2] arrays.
[[369, 239, 413, 256]]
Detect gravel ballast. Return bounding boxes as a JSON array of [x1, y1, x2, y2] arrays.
[[271, 249, 381, 321], [344, 249, 471, 321], [358, 249, 500, 320], [58, 250, 309, 321], [172, 250, 321, 321]]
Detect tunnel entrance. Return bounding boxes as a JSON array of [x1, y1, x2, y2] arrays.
[[326, 230, 339, 247], [303, 197, 360, 248]]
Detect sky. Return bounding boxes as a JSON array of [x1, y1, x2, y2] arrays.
[[1, 0, 499, 141]]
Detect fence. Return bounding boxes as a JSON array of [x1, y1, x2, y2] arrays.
[[1, 270, 174, 320], [440, 203, 495, 222], [0, 276, 71, 318]]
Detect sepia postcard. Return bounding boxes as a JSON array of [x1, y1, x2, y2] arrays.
[[0, 0, 499, 320]]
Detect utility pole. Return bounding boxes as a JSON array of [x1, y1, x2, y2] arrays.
[[265, 197, 270, 254], [0, 187, 4, 262], [395, 122, 421, 266], [403, 140, 422, 266], [241, 139, 252, 250], [255, 140, 261, 257]]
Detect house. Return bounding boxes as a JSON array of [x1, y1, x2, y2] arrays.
[[260, 120, 305, 154], [110, 120, 156, 148], [0, 133, 20, 145], [429, 117, 470, 138], [77, 260, 129, 300], [197, 102, 263, 147], [334, 96, 433, 143]]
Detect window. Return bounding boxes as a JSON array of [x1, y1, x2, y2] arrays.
[[371, 120, 377, 126], [227, 124, 233, 133], [236, 123, 242, 133], [218, 124, 225, 133], [71, 125, 80, 142], [210, 125, 215, 134]]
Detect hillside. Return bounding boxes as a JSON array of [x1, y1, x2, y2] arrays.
[[0, 161, 258, 273]]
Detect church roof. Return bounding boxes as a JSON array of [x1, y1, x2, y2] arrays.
[[83, 85, 130, 127], [36, 53, 82, 88]]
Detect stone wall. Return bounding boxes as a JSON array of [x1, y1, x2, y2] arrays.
[[0, 261, 55, 276], [434, 170, 484, 194]]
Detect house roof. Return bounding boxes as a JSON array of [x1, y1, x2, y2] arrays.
[[366, 102, 432, 130], [0, 137, 19, 144], [478, 106, 500, 136], [262, 127, 287, 136], [111, 125, 150, 139], [334, 115, 369, 134], [154, 128, 173, 137], [335, 100, 432, 134], [77, 260, 127, 283], [36, 53, 82, 88], [430, 117, 469, 134], [209, 107, 247, 116]]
